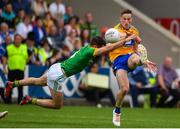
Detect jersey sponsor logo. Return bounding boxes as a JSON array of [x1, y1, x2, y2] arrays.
[[124, 39, 135, 47]]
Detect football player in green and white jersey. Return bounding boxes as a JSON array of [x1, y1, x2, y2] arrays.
[[4, 35, 155, 109]]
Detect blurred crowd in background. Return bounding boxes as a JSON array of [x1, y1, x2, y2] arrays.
[[0, 0, 109, 67], [0, 0, 179, 108], [0, 0, 110, 105]]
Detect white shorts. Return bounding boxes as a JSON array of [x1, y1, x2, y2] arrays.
[[47, 63, 67, 92]]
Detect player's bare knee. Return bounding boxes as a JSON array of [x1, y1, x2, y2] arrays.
[[39, 76, 46, 85], [54, 102, 63, 109], [133, 58, 140, 66], [121, 86, 129, 94], [132, 54, 139, 63], [129, 54, 140, 66]]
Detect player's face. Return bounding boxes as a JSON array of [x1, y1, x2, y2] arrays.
[[120, 13, 132, 29]]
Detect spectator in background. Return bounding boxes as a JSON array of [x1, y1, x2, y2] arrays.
[[80, 12, 99, 39], [99, 55, 109, 67], [0, 35, 12, 60], [56, 19, 67, 47], [0, 0, 11, 10], [14, 9, 25, 25], [31, 0, 48, 17], [79, 63, 115, 107], [80, 29, 90, 46], [48, 25, 58, 38], [12, 0, 31, 14], [49, 0, 66, 20], [61, 45, 71, 61], [64, 29, 77, 52], [33, 17, 47, 46], [38, 38, 52, 65], [47, 25, 58, 46], [45, 48, 62, 67], [16, 15, 33, 40], [1, 3, 15, 28], [129, 66, 158, 107], [0, 22, 14, 45], [47, 25, 64, 49], [43, 12, 55, 34], [65, 16, 80, 36], [0, 0, 11, 18], [72, 38, 82, 53], [2, 34, 28, 103], [26, 32, 41, 65], [157, 56, 180, 107], [63, 6, 75, 24]]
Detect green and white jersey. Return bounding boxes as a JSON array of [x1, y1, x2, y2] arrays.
[[61, 45, 96, 77]]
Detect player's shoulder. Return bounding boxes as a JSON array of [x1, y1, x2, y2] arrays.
[[86, 45, 98, 56], [87, 45, 96, 52], [114, 23, 120, 29], [80, 45, 95, 53]]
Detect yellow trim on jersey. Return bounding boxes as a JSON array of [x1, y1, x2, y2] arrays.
[[93, 48, 98, 56], [109, 23, 140, 62]]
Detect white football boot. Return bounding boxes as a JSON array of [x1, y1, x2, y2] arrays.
[[112, 109, 121, 127]]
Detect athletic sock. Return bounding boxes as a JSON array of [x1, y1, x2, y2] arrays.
[[30, 98, 37, 104], [115, 107, 121, 114], [12, 80, 20, 88]]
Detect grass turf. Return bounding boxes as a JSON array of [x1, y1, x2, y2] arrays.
[[0, 104, 180, 128]]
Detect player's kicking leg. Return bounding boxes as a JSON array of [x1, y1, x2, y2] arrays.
[[0, 111, 8, 119]]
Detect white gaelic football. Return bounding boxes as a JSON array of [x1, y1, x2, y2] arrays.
[[105, 28, 121, 43], [137, 44, 148, 64]]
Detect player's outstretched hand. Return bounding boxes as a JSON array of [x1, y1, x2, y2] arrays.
[[145, 60, 157, 72]]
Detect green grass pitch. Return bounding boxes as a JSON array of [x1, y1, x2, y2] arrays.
[[0, 104, 180, 128]]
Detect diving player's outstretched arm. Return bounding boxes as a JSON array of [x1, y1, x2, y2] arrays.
[[94, 35, 136, 56]]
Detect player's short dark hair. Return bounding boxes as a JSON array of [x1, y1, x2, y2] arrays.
[[121, 9, 132, 16], [90, 36, 106, 48]]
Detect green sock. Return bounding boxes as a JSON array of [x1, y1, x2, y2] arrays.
[[12, 81, 20, 88]]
